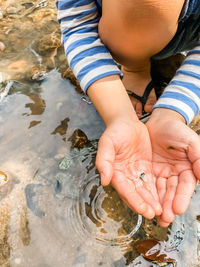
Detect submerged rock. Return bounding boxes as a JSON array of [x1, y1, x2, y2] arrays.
[[56, 140, 98, 200], [31, 67, 47, 81], [68, 129, 88, 149], [135, 239, 177, 266], [36, 33, 62, 56], [59, 140, 98, 171]]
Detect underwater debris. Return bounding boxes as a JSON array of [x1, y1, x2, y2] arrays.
[[135, 239, 177, 266]]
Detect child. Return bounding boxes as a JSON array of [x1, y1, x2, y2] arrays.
[[56, 0, 200, 227]]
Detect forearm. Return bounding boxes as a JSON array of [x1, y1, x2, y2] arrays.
[[87, 75, 138, 126], [153, 41, 200, 124], [150, 108, 186, 124]]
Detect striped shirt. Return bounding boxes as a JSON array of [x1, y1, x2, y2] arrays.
[[56, 0, 200, 124], [154, 42, 200, 124]]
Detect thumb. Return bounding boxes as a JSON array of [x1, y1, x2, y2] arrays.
[[188, 131, 200, 180], [96, 133, 115, 186]]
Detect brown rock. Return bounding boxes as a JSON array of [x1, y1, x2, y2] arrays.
[[135, 239, 177, 266], [68, 129, 88, 148], [36, 33, 62, 56]]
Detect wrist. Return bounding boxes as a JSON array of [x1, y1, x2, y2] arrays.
[[87, 75, 139, 126], [150, 108, 186, 124]]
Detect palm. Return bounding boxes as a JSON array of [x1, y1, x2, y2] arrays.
[[147, 118, 200, 226], [96, 120, 161, 219]]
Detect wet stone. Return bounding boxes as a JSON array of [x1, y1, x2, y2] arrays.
[[135, 239, 177, 266], [21, 2, 35, 9], [35, 33, 62, 56], [68, 129, 88, 149], [59, 155, 74, 170], [59, 140, 98, 171], [6, 6, 24, 15], [31, 69, 47, 81]]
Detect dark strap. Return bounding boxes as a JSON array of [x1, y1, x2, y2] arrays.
[[127, 80, 155, 107]]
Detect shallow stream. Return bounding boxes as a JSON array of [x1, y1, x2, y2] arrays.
[[1, 1, 200, 266]]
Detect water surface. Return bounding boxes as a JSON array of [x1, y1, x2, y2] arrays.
[[1, 1, 200, 266]]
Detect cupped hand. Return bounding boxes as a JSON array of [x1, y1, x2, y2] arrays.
[[96, 118, 162, 219], [147, 109, 200, 227]]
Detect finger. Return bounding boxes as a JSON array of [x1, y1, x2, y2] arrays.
[[144, 174, 160, 202], [173, 170, 196, 215], [135, 101, 142, 118], [96, 134, 115, 186], [188, 131, 200, 180], [192, 159, 200, 181], [144, 89, 156, 113], [156, 216, 171, 228], [112, 171, 155, 219], [125, 161, 161, 208], [136, 185, 162, 216], [156, 177, 167, 205], [160, 176, 178, 224]]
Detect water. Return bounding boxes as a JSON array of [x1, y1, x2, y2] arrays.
[[1, 1, 200, 266]]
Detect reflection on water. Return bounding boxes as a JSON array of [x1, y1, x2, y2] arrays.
[[1, 1, 200, 267], [78, 176, 142, 246], [24, 94, 46, 116]]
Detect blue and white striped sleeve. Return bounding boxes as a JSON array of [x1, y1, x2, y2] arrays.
[[55, 0, 122, 93], [153, 41, 200, 124]]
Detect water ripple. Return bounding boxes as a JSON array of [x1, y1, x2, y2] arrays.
[[67, 174, 143, 247]]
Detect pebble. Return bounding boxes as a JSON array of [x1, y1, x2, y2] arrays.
[[0, 11, 3, 19], [6, 7, 18, 14], [0, 171, 8, 186], [0, 41, 5, 52]]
